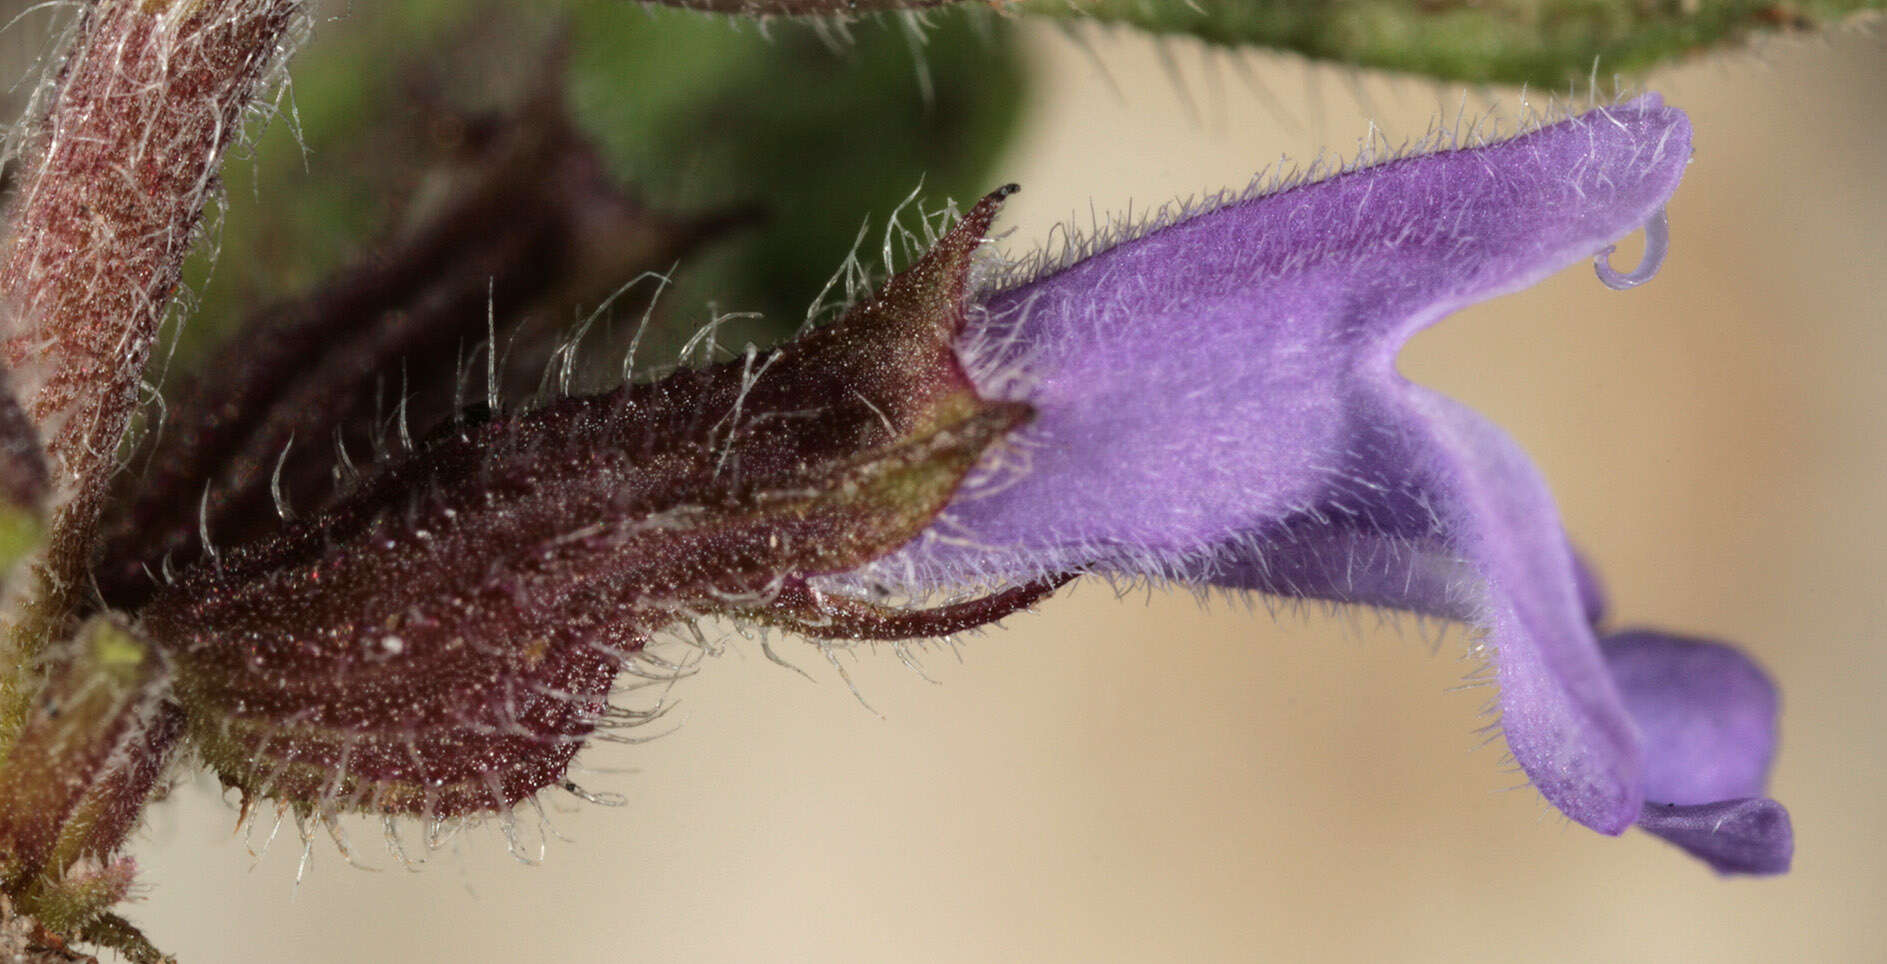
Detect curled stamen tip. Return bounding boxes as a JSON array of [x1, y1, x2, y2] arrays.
[[1594, 207, 1671, 290]]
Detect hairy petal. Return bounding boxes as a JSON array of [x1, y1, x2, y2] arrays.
[[879, 97, 1689, 591], [1391, 389, 1642, 831], [858, 99, 1783, 853], [1219, 387, 1647, 832]]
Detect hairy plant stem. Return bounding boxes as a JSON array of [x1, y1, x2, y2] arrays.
[[0, 0, 310, 725]]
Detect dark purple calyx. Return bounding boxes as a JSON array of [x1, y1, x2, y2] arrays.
[[97, 74, 756, 609], [138, 188, 1039, 818]]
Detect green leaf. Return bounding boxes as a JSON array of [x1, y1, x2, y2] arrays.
[[180, 1, 1026, 362], [1016, 0, 1884, 86]]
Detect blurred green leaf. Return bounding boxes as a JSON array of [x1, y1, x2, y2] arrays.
[[1016, 0, 1884, 86], [180, 1, 1025, 364]]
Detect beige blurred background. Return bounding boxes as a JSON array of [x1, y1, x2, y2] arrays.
[[96, 19, 1887, 964]]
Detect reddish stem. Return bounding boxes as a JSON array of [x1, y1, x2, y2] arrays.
[[0, 0, 307, 620]]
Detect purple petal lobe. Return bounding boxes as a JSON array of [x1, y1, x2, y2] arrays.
[[1602, 630, 1779, 804], [1190, 393, 1643, 831], [1603, 631, 1791, 873], [1637, 798, 1793, 875]]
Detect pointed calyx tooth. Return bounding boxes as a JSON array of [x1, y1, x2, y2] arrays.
[[747, 572, 1072, 641], [773, 184, 1019, 445], [138, 187, 1031, 819], [0, 617, 175, 919]]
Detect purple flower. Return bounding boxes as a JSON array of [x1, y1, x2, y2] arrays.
[[850, 95, 1792, 874]]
